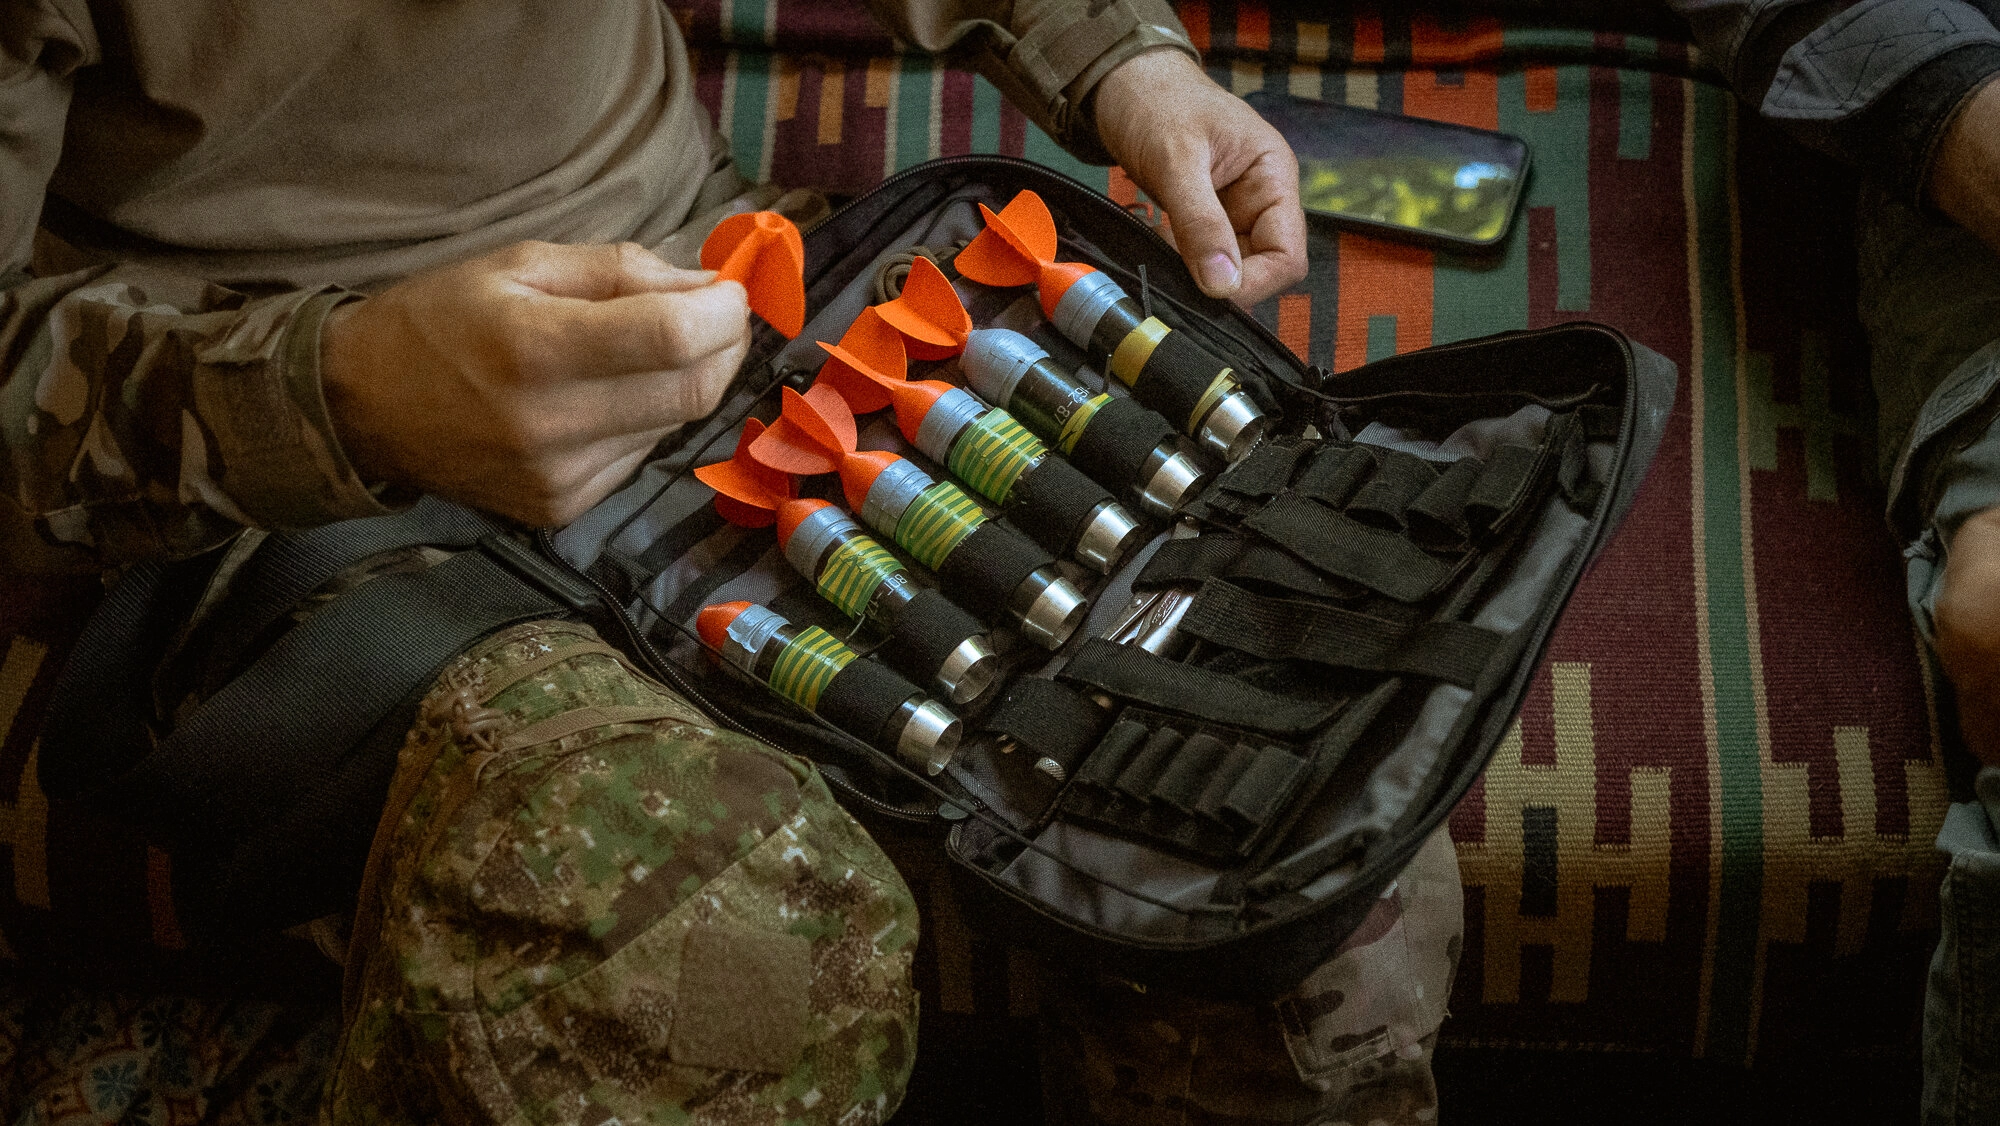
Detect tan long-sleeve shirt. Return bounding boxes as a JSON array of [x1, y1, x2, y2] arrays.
[[0, 0, 1193, 571]]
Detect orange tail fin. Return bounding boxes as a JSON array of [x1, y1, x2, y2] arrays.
[[814, 306, 905, 414], [874, 255, 971, 360], [692, 418, 796, 527], [954, 190, 1100, 317], [751, 384, 857, 477], [701, 211, 807, 339]]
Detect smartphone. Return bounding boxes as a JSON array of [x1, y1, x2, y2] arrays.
[[1244, 90, 1531, 253]]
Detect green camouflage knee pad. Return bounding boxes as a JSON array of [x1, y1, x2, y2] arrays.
[[323, 620, 920, 1125]]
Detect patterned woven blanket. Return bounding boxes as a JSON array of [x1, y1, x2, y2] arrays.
[[0, 7, 1943, 1119]]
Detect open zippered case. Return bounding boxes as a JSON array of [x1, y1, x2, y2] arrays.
[[554, 156, 1675, 998]]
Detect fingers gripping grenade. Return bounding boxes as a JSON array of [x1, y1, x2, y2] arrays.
[[753, 384, 1088, 649], [693, 422, 1000, 704], [818, 298, 1143, 572], [955, 190, 1269, 462], [698, 601, 961, 774], [961, 328, 1211, 518]]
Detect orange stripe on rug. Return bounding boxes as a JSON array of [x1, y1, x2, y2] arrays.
[[1334, 234, 1433, 371]]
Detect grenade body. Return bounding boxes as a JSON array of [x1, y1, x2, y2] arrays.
[[781, 501, 999, 704], [856, 457, 1087, 649], [701, 601, 961, 773], [1048, 271, 1267, 463], [962, 329, 1211, 518], [906, 386, 1142, 572]]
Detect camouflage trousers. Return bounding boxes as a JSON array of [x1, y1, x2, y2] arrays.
[[1035, 832, 1462, 1126]]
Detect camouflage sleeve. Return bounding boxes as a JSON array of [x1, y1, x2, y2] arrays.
[[863, 0, 1199, 163], [1, 3, 392, 574]]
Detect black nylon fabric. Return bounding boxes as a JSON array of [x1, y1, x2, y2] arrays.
[[1135, 323, 1233, 431], [1068, 395, 1177, 499], [1058, 639, 1342, 737], [980, 676, 1111, 774], [818, 657, 920, 750], [1180, 580, 1501, 687], [935, 519, 1051, 616], [1005, 454, 1116, 558], [1244, 499, 1462, 603], [884, 587, 986, 689]]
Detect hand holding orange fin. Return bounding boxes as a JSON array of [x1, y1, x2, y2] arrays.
[[873, 255, 971, 359], [954, 190, 1094, 318], [813, 306, 905, 414], [693, 418, 797, 527], [701, 211, 807, 338]]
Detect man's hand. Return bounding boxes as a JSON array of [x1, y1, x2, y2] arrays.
[[1937, 506, 2000, 765], [1093, 48, 1308, 306], [323, 241, 749, 527], [1931, 77, 2000, 257]]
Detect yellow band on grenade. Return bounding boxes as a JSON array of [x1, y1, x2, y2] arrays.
[[1108, 316, 1171, 387], [1189, 369, 1238, 433], [1056, 393, 1112, 455]]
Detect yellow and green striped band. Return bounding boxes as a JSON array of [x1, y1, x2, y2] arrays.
[[948, 411, 1044, 504], [1108, 316, 1172, 387], [896, 483, 986, 570], [1055, 393, 1111, 455], [817, 536, 903, 619], [768, 625, 854, 712]]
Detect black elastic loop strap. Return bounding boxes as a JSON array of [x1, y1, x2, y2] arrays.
[[1464, 444, 1543, 535], [1244, 497, 1460, 604], [1214, 439, 1311, 499], [1179, 580, 1501, 688], [936, 519, 1051, 618], [1219, 745, 1309, 832], [1345, 447, 1438, 529], [1074, 717, 1150, 789], [1114, 727, 1184, 801], [819, 658, 921, 751], [1134, 533, 1248, 589], [1007, 456, 1116, 560], [1405, 456, 1484, 545], [1194, 743, 1259, 820], [1293, 443, 1373, 509], [1072, 396, 1177, 498], [1134, 327, 1229, 432], [1058, 639, 1342, 737], [980, 676, 1112, 775], [1134, 533, 1360, 602], [1151, 732, 1225, 813]]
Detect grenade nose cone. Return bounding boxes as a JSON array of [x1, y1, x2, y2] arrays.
[[775, 498, 831, 549], [697, 601, 754, 650]]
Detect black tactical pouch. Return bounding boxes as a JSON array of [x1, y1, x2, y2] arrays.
[[40, 157, 1672, 997]]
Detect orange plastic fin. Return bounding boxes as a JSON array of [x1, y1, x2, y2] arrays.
[[694, 418, 793, 527], [701, 211, 807, 339], [956, 203, 1041, 288], [995, 190, 1059, 261], [752, 385, 858, 477], [812, 307, 905, 413], [875, 256, 971, 360]]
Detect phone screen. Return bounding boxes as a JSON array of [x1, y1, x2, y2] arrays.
[[1244, 91, 1530, 251]]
